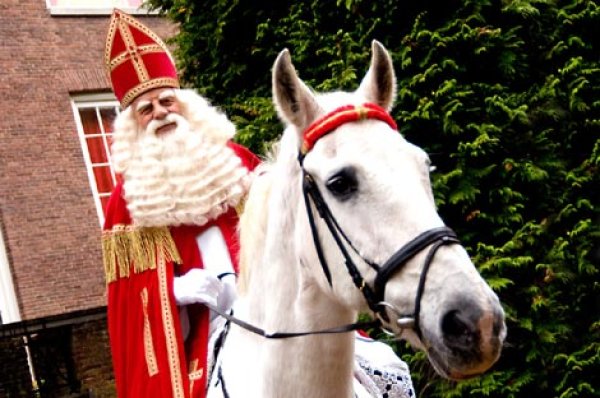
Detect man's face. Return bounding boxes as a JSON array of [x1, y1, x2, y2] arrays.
[[132, 87, 182, 136]]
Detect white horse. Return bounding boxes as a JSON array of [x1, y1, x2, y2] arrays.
[[208, 41, 506, 398]]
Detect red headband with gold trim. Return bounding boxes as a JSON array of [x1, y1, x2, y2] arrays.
[[301, 103, 398, 155]]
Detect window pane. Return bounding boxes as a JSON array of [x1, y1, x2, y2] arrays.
[[100, 108, 117, 133], [100, 196, 111, 216], [93, 166, 114, 195], [79, 109, 100, 135], [86, 136, 108, 164], [72, 94, 119, 227]]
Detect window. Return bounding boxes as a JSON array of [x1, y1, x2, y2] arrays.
[[71, 93, 120, 227], [46, 0, 153, 16]]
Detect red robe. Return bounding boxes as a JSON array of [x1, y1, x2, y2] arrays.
[[102, 142, 259, 398]]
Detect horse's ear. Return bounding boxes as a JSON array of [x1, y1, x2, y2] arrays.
[[357, 40, 397, 111], [272, 49, 320, 133]]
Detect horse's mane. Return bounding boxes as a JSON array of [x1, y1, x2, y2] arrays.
[[237, 92, 354, 295], [237, 145, 277, 295]]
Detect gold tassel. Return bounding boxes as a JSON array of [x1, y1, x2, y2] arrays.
[[101, 225, 182, 284], [102, 235, 117, 283]]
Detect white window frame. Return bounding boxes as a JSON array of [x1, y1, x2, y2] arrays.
[[45, 0, 157, 16], [71, 93, 120, 227], [0, 229, 21, 325]]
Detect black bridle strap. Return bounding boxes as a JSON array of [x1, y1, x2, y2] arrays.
[[373, 227, 459, 305], [205, 303, 380, 339], [303, 173, 379, 271], [302, 180, 333, 286], [411, 237, 458, 338], [217, 365, 231, 398], [302, 172, 382, 314]]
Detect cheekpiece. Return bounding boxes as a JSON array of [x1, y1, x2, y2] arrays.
[[104, 9, 180, 108]]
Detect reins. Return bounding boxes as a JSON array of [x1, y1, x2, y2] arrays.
[[207, 304, 380, 398], [205, 303, 380, 340]]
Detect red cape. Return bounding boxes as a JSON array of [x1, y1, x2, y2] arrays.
[[102, 142, 259, 398]]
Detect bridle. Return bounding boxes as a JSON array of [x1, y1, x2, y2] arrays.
[[210, 104, 461, 339], [297, 103, 460, 338], [209, 103, 461, 396]]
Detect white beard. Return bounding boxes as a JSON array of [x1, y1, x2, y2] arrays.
[[112, 90, 252, 227]]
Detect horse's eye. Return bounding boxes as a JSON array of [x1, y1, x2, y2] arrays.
[[326, 168, 358, 199]]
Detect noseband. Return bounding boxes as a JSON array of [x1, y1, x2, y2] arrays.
[[298, 103, 460, 338]]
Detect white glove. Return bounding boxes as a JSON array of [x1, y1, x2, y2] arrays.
[[195, 226, 238, 316], [213, 274, 237, 317], [173, 268, 223, 307]]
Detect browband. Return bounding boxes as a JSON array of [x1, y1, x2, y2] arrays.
[[300, 103, 398, 155]]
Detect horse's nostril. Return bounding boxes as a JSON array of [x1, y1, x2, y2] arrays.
[[441, 309, 476, 346], [442, 310, 466, 335]]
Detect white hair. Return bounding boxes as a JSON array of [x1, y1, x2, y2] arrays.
[[111, 89, 251, 227]]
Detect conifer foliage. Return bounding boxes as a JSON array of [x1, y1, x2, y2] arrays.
[[148, 0, 599, 395]]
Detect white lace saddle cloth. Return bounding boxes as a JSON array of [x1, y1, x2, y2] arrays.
[[353, 333, 415, 398]]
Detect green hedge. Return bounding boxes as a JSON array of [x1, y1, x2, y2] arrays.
[[147, 0, 599, 396]]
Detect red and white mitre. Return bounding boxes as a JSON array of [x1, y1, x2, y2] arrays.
[[104, 9, 179, 108]]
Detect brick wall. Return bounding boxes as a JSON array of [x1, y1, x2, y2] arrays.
[[72, 318, 115, 397], [0, 0, 175, 320]]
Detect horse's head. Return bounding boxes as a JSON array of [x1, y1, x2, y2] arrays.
[[271, 40, 506, 380]]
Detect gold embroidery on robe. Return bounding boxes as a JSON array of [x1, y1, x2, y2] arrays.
[[157, 251, 186, 398], [141, 288, 159, 376], [188, 359, 204, 395]]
